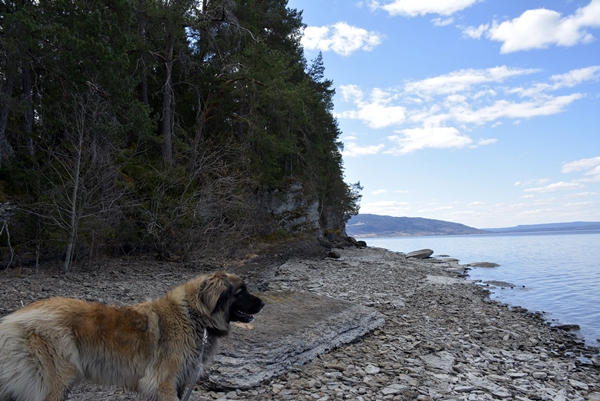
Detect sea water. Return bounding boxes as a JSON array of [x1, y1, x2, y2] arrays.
[[366, 230, 600, 346]]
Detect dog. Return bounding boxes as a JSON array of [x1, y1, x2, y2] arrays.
[[0, 272, 264, 401]]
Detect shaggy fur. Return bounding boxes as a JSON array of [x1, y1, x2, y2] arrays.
[[0, 272, 264, 401]]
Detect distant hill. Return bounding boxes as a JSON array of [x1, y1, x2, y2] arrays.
[[346, 214, 488, 238], [485, 221, 600, 233]]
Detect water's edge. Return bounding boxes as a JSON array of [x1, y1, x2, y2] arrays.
[[367, 230, 600, 346]]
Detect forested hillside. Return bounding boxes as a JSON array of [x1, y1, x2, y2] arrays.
[[0, 0, 360, 270]]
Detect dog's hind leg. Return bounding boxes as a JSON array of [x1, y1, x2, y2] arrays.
[[26, 332, 79, 401]]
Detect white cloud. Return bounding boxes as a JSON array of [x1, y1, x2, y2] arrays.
[[372, 189, 388, 195], [551, 66, 600, 88], [360, 200, 411, 216], [405, 66, 539, 96], [565, 191, 598, 198], [450, 94, 584, 124], [510, 66, 600, 97], [577, 173, 600, 183], [337, 85, 406, 128], [485, 0, 600, 53], [524, 182, 585, 193], [462, 24, 489, 39], [387, 126, 473, 154], [302, 22, 383, 56], [432, 17, 454, 27], [342, 142, 385, 157], [372, 0, 478, 17], [476, 138, 497, 146], [515, 178, 550, 187], [563, 156, 600, 182], [419, 206, 453, 212], [519, 208, 555, 215], [340, 84, 364, 102], [561, 156, 600, 173], [565, 202, 595, 207]]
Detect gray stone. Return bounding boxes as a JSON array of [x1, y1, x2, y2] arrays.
[[467, 262, 500, 268], [381, 384, 407, 395], [553, 389, 567, 401], [454, 386, 475, 392], [569, 379, 589, 391], [556, 324, 580, 331], [406, 249, 434, 259], [328, 250, 341, 259], [207, 291, 385, 389], [484, 280, 515, 288], [364, 364, 380, 374], [420, 351, 455, 373]]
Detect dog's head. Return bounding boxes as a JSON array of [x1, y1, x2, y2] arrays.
[[191, 272, 264, 326]]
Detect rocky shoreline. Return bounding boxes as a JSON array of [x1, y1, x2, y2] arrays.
[[1, 244, 599, 400]]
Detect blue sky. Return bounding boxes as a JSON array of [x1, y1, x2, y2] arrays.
[[287, 0, 600, 228]]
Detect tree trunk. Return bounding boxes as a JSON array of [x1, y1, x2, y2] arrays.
[[22, 58, 35, 156], [64, 126, 83, 273], [192, 98, 210, 168], [141, 53, 149, 105], [138, 6, 149, 106], [161, 32, 174, 164], [0, 71, 15, 166]]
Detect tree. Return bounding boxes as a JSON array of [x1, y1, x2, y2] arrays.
[[135, 0, 242, 164], [34, 90, 124, 272]]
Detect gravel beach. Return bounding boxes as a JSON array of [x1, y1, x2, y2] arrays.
[[0, 243, 598, 401]]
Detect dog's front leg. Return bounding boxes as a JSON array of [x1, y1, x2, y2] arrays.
[[156, 381, 179, 401], [138, 371, 178, 401]]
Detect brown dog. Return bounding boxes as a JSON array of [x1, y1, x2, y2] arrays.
[[0, 272, 264, 401]]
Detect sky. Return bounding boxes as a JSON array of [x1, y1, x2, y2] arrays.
[[286, 0, 600, 229]]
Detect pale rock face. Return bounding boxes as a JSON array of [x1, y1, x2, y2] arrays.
[[258, 181, 320, 233]]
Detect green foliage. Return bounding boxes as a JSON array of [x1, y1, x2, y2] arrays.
[[0, 0, 361, 266]]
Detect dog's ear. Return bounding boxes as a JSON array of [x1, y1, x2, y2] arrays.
[[199, 273, 233, 314]]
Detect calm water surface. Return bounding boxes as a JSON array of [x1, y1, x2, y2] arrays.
[[367, 231, 600, 346]]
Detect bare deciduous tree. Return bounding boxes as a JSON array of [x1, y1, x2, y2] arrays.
[[31, 90, 125, 272], [137, 140, 259, 261]]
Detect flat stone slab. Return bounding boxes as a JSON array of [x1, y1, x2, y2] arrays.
[[467, 262, 500, 268], [406, 249, 434, 259], [206, 291, 385, 390]]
